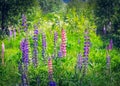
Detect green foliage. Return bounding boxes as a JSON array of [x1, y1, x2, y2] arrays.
[[94, 0, 120, 48], [0, 0, 39, 35]]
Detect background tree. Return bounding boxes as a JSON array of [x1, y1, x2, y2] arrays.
[[93, 0, 120, 48], [0, 0, 38, 35]]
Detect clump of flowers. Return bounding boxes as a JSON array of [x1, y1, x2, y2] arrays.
[[32, 25, 39, 67], [1, 42, 5, 65], [61, 28, 67, 57]]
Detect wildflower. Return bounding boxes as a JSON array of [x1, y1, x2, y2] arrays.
[[21, 72, 29, 86], [61, 29, 67, 57], [42, 33, 46, 59], [9, 29, 13, 38], [20, 39, 29, 67], [49, 81, 56, 86], [54, 31, 58, 57], [83, 30, 90, 57], [48, 58, 53, 81], [22, 14, 27, 32], [1, 42, 5, 65], [32, 25, 38, 67], [20, 39, 29, 86], [82, 29, 90, 76], [58, 50, 62, 58], [18, 62, 23, 74], [54, 31, 58, 44], [82, 57, 88, 76], [77, 54, 83, 70], [107, 39, 113, 51]]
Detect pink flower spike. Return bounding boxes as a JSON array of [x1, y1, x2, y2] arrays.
[[61, 28, 67, 57]]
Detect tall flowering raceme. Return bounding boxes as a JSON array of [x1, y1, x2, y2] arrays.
[[20, 39, 29, 86], [107, 39, 113, 51], [18, 61, 28, 86], [32, 25, 39, 67], [9, 29, 13, 38], [1, 42, 5, 65], [42, 33, 46, 59], [54, 31, 58, 58], [83, 29, 90, 75], [84, 29, 90, 58], [21, 39, 29, 67], [77, 54, 83, 71], [48, 58, 56, 86], [22, 14, 27, 32], [106, 39, 113, 74], [61, 29, 67, 57], [48, 58, 53, 80]]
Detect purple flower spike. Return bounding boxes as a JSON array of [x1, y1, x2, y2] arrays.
[[42, 33, 46, 49], [34, 25, 39, 35], [42, 33, 46, 59], [49, 81, 56, 86], [83, 30, 90, 57], [9, 29, 13, 38], [77, 54, 83, 70], [22, 72, 28, 86], [58, 50, 62, 58], [32, 25, 39, 67], [22, 14, 27, 32], [54, 31, 58, 57], [20, 39, 29, 66], [107, 39, 113, 51], [54, 31, 58, 43]]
